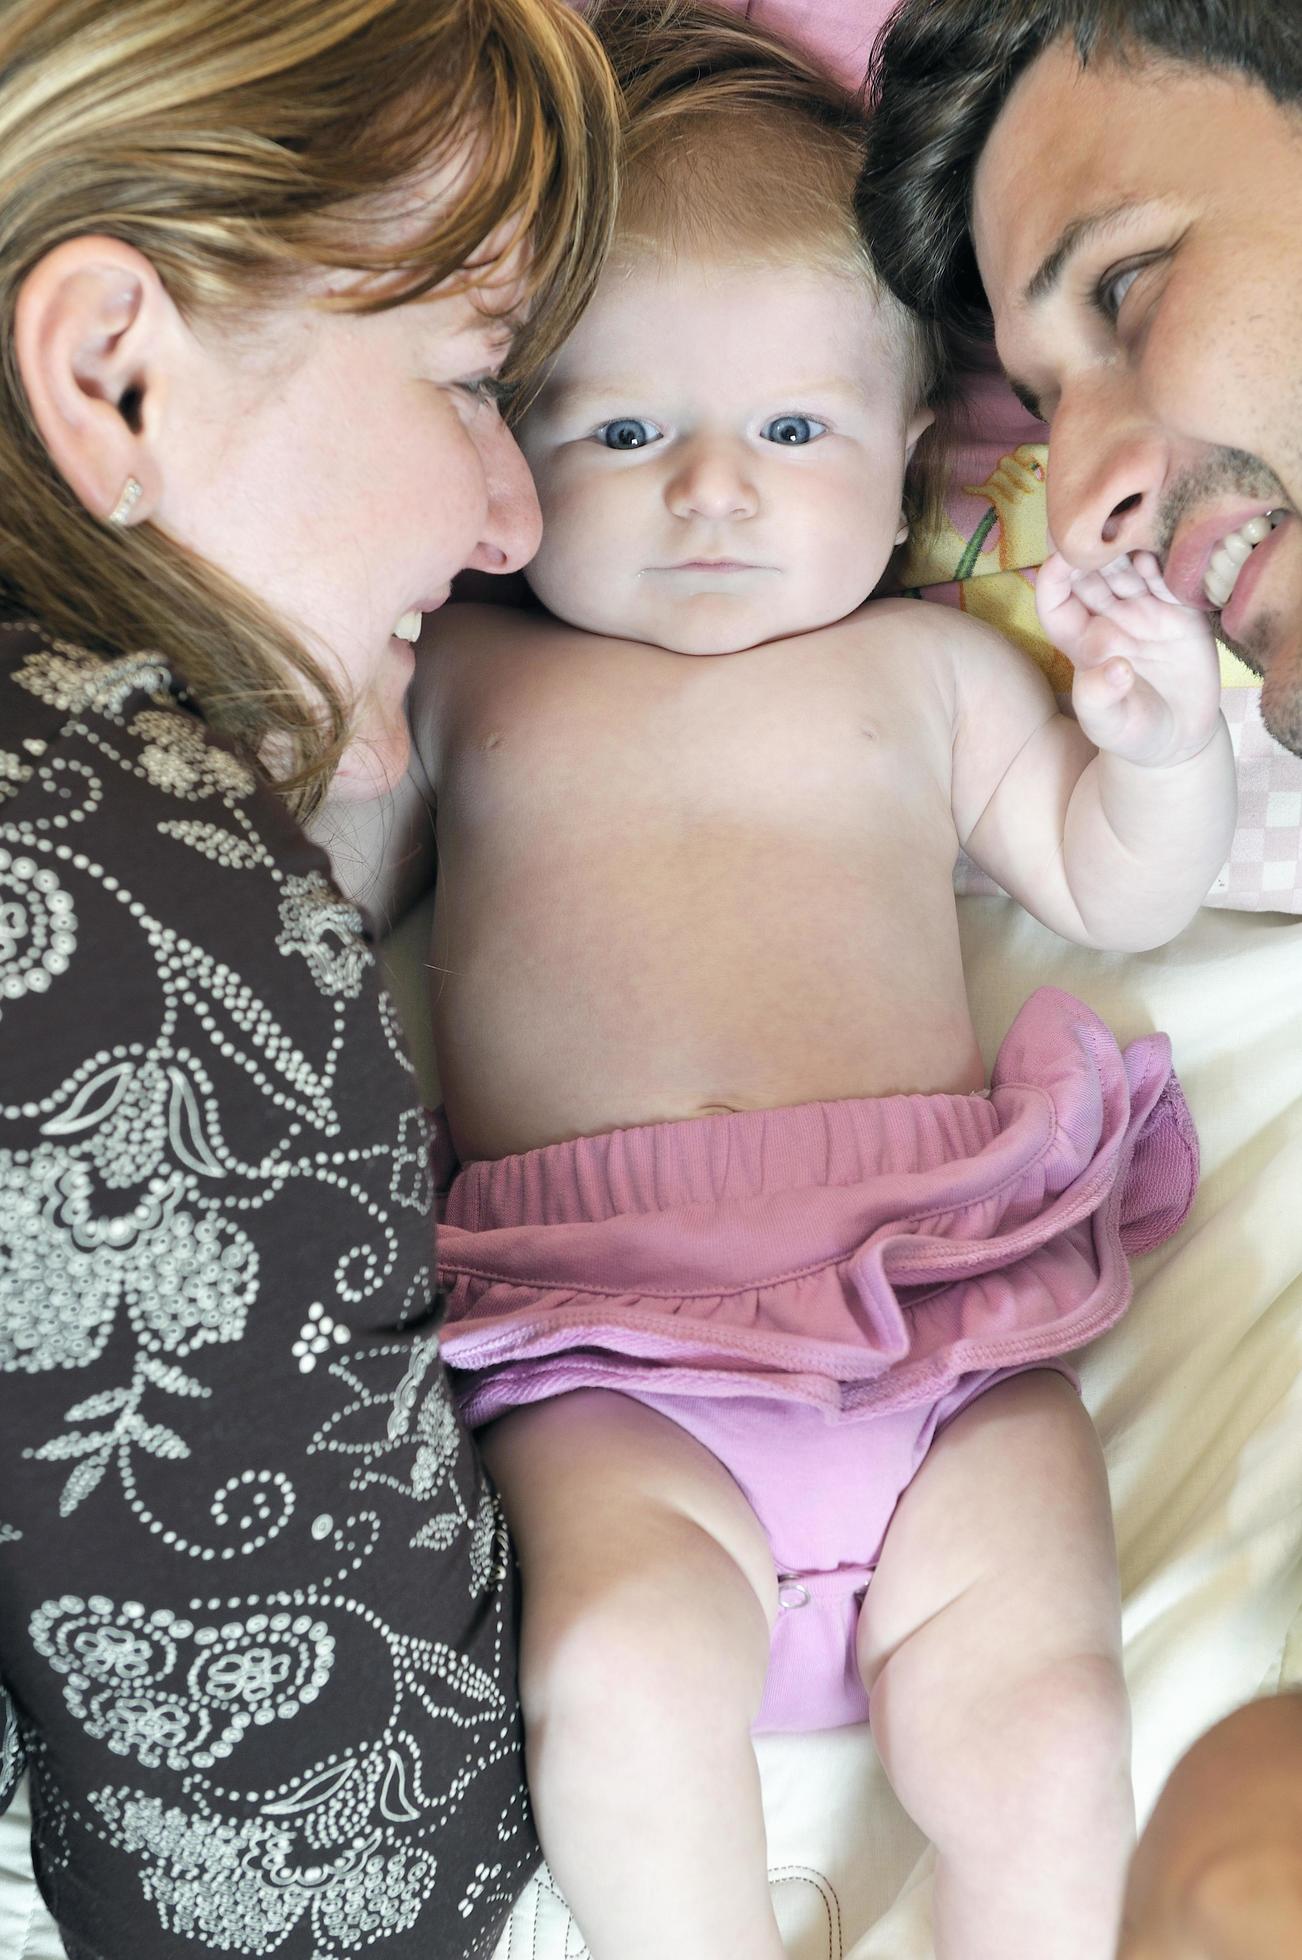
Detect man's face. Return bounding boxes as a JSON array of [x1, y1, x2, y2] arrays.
[[972, 39, 1302, 751]]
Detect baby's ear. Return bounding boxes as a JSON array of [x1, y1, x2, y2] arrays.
[[905, 404, 935, 462]]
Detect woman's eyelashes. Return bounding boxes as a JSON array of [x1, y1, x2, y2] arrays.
[[456, 373, 513, 409]]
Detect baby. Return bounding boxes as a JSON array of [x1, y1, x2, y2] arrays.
[[324, 6, 1235, 1955]]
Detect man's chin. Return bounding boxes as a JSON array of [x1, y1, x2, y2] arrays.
[[1216, 615, 1302, 758], [1258, 654, 1302, 760]]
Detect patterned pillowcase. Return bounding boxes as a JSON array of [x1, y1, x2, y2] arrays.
[[900, 363, 1302, 913]]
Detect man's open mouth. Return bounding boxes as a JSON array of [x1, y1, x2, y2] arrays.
[[1203, 509, 1285, 609]]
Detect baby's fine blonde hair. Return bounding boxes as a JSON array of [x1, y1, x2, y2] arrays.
[[587, 0, 943, 451], [0, 0, 621, 813]]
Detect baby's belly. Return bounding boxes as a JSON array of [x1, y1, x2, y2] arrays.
[[431, 871, 984, 1163]]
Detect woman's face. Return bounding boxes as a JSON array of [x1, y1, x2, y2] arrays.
[[156, 259, 541, 798]]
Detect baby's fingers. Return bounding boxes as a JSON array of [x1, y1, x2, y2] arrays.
[[1034, 551, 1088, 635], [1127, 550, 1183, 606], [1072, 655, 1169, 762], [1074, 655, 1135, 717], [1095, 555, 1150, 601]]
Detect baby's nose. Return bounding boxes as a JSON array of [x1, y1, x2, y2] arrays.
[[665, 438, 758, 520]]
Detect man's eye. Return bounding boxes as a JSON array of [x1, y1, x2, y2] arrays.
[[761, 414, 827, 446], [594, 418, 660, 450], [1092, 256, 1163, 322]]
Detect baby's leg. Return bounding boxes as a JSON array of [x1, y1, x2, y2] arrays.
[[856, 1371, 1133, 1960], [480, 1388, 786, 1960]]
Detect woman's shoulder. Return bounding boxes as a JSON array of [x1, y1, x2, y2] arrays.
[[2, 615, 290, 841], [0, 615, 340, 916], [0, 617, 392, 1123]]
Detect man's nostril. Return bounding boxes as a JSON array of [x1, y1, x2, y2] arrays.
[[1101, 492, 1143, 544]]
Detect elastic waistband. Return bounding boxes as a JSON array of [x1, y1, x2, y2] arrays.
[[445, 1085, 1005, 1233]]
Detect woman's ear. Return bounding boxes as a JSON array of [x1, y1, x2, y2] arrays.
[[14, 236, 176, 527]]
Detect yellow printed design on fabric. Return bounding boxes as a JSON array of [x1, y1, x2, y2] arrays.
[[900, 440, 1255, 695]]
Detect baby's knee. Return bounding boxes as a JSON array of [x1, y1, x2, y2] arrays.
[[1003, 1650, 1132, 1790], [882, 1646, 1131, 1843], [517, 1514, 773, 1734]]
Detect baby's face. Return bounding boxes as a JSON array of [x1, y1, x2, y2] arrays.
[[518, 255, 930, 655]]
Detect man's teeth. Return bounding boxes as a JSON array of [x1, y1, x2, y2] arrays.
[[1203, 510, 1283, 608], [393, 611, 422, 643]]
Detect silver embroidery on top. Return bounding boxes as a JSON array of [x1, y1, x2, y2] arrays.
[[1, 634, 532, 1954]]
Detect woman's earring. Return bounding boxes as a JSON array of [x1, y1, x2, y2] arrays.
[[895, 512, 910, 547], [107, 476, 143, 527]]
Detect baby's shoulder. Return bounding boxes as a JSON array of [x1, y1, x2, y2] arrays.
[[434, 598, 548, 651], [855, 594, 1043, 687], [433, 599, 605, 675]]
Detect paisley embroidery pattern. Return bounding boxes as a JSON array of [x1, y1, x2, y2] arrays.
[[0, 626, 534, 1956]]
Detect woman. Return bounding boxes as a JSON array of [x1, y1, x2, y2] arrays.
[[0, 4, 618, 1955]]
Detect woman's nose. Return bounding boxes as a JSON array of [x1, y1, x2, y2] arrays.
[[466, 416, 542, 575], [664, 438, 759, 522], [1045, 380, 1168, 570]]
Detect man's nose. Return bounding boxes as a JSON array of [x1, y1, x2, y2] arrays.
[[665, 437, 759, 521], [466, 416, 542, 575], [1045, 378, 1168, 570]]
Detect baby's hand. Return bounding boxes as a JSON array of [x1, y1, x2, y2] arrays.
[[1035, 551, 1223, 769]]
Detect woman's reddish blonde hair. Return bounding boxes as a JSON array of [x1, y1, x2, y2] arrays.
[[0, 0, 621, 811]]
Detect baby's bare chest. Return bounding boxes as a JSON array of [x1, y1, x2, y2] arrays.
[[433, 622, 956, 867]]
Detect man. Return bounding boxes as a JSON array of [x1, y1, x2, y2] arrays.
[[860, 0, 1302, 754], [863, 5, 1302, 1954]]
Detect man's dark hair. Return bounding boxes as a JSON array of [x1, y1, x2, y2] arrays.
[[858, 0, 1302, 341]]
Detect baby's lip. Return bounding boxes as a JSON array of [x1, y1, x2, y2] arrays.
[[656, 559, 772, 571]]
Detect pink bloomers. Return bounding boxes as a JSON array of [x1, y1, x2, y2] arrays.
[[437, 988, 1198, 1732]]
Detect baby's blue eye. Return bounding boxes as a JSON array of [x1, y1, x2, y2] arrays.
[[596, 418, 659, 450], [761, 414, 827, 446]]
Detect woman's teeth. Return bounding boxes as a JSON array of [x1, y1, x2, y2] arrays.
[[392, 611, 422, 643], [1203, 510, 1283, 609]]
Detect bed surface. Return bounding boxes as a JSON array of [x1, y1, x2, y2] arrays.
[[4, 894, 1300, 1958]]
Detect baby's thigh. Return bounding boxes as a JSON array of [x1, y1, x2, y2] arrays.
[[856, 1369, 1122, 1693], [481, 1388, 778, 1631]]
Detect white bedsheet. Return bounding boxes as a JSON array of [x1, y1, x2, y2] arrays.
[[5, 896, 1300, 1959]]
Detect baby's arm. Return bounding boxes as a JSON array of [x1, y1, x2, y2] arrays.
[[949, 553, 1236, 950]]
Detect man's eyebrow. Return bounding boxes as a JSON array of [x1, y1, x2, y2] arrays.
[[1022, 199, 1163, 307]]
